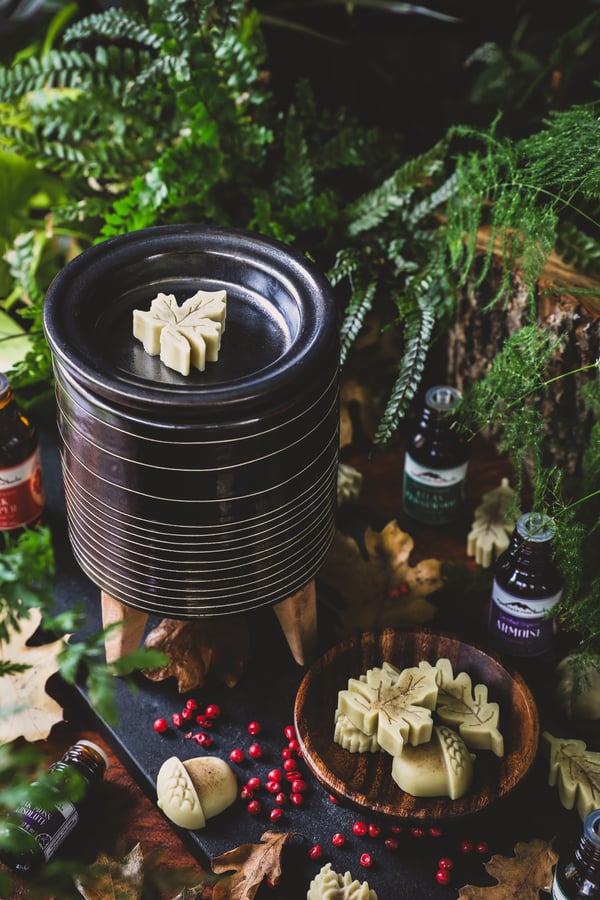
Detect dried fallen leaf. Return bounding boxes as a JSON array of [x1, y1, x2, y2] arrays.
[[458, 839, 557, 899], [211, 830, 296, 899], [318, 519, 444, 635], [0, 607, 69, 744], [144, 616, 252, 691], [74, 842, 145, 900]]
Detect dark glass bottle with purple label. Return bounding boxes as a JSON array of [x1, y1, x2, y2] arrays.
[[402, 385, 469, 526], [552, 809, 600, 899], [0, 740, 109, 872], [488, 511, 564, 658]]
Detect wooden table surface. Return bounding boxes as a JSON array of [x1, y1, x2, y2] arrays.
[[2, 436, 530, 899]]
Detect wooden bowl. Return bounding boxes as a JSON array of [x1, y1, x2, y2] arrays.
[[294, 628, 539, 821]]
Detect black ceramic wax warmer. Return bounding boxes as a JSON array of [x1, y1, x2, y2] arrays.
[[43, 225, 339, 620]]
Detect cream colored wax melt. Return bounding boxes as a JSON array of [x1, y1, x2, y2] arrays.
[[156, 755, 237, 829], [338, 661, 437, 757], [391, 725, 475, 800], [307, 862, 378, 900], [133, 288, 226, 376]]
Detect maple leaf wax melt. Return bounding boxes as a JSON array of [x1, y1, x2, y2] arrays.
[[391, 724, 475, 799], [133, 289, 226, 375], [307, 862, 378, 899]]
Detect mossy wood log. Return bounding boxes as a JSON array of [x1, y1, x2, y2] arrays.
[[447, 229, 600, 474]]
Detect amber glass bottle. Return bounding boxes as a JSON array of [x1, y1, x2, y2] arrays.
[[552, 809, 600, 898], [402, 385, 469, 525], [0, 740, 109, 872], [0, 372, 44, 534], [488, 511, 564, 658]]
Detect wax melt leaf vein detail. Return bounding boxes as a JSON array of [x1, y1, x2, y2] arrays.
[[132, 289, 227, 376]]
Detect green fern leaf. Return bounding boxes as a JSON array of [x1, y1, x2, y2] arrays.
[[339, 278, 377, 366]]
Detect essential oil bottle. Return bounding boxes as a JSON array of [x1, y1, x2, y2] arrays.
[[0, 372, 45, 534], [0, 740, 109, 872], [553, 809, 600, 898], [488, 511, 564, 658], [402, 385, 469, 526]]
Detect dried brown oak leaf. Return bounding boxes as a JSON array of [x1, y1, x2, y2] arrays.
[[318, 519, 444, 634], [0, 607, 69, 744], [458, 839, 557, 899], [211, 830, 296, 899], [74, 842, 145, 900], [143, 616, 252, 691]]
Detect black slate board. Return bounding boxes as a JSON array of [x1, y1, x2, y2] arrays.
[[40, 429, 577, 899]]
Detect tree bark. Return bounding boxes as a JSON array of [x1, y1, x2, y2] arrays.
[[446, 230, 600, 475]]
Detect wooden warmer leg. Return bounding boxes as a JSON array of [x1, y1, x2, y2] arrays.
[[272, 579, 318, 666], [101, 592, 149, 664]]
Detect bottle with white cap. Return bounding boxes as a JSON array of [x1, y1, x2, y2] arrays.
[[488, 511, 564, 658]]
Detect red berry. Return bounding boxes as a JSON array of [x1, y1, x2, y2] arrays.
[[247, 776, 261, 790], [240, 786, 254, 800], [461, 839, 474, 854], [353, 821, 368, 836], [391, 825, 403, 834], [290, 792, 304, 806], [360, 852, 373, 868], [193, 732, 212, 747], [367, 823, 381, 838], [288, 738, 300, 752], [266, 780, 281, 793], [172, 712, 183, 727], [283, 758, 297, 772], [332, 833, 345, 847], [195, 714, 209, 727], [281, 748, 293, 759], [248, 743, 263, 760], [309, 845, 323, 860], [270, 807, 283, 823], [429, 827, 444, 838], [285, 770, 302, 782], [410, 827, 426, 839], [268, 768, 283, 782], [181, 706, 194, 720], [329, 794, 339, 804], [229, 748, 245, 764], [435, 869, 452, 885], [385, 837, 400, 851], [476, 842, 490, 856], [275, 792, 287, 806], [185, 698, 198, 710], [284, 725, 296, 740], [247, 799, 261, 816], [205, 703, 221, 719], [153, 717, 169, 734], [438, 857, 454, 870], [290, 778, 306, 794], [247, 721, 261, 736]]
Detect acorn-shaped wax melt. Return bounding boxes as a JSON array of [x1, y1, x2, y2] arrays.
[[391, 725, 475, 800], [156, 756, 237, 829]]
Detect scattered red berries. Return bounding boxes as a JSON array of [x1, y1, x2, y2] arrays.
[[153, 717, 169, 734], [229, 748, 245, 764], [435, 868, 452, 885], [309, 845, 323, 860], [360, 852, 373, 868], [247, 799, 261, 816], [332, 833, 346, 847], [353, 821, 368, 837], [205, 703, 221, 719], [247, 721, 261, 736]]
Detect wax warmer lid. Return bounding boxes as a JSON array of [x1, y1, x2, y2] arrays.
[[43, 225, 337, 418]]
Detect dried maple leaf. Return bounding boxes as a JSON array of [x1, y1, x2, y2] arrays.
[[211, 830, 296, 899], [74, 842, 145, 900], [318, 520, 444, 635], [143, 617, 251, 691], [458, 839, 557, 899], [0, 607, 69, 744]]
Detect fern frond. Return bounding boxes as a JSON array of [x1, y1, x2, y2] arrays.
[[63, 7, 162, 50], [339, 278, 377, 366], [345, 138, 449, 236], [374, 302, 435, 445], [326, 247, 362, 286]]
